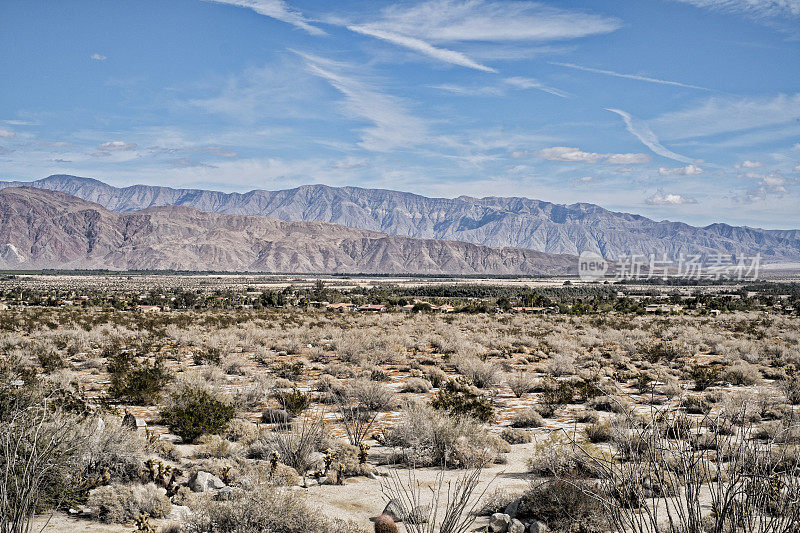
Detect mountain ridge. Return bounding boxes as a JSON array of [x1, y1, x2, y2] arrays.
[[2, 174, 799, 262], [0, 187, 577, 274]]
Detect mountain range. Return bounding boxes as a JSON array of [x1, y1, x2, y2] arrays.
[[0, 187, 576, 274], [2, 174, 798, 263]]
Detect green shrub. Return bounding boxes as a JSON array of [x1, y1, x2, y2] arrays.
[[161, 387, 236, 443], [107, 352, 171, 405], [430, 378, 493, 422], [275, 388, 311, 415], [689, 364, 722, 391], [500, 427, 531, 444], [517, 479, 604, 531]]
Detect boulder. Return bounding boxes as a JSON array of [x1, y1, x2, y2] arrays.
[[528, 520, 550, 533], [166, 505, 192, 521], [509, 519, 525, 533], [382, 500, 404, 522], [374, 513, 399, 533], [406, 504, 430, 524], [504, 498, 520, 518], [490, 513, 511, 533], [189, 471, 225, 492]]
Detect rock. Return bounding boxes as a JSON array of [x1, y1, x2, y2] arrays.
[[504, 498, 520, 518], [509, 519, 525, 533], [189, 471, 225, 492], [406, 504, 430, 524], [374, 513, 399, 533], [528, 520, 550, 533], [166, 505, 192, 521], [215, 487, 242, 501], [382, 500, 405, 522], [490, 513, 511, 533]]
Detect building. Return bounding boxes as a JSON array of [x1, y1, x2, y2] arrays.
[[326, 302, 355, 312], [136, 305, 162, 313], [357, 304, 386, 312]]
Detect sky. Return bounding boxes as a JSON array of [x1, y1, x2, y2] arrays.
[[1, 0, 799, 228]]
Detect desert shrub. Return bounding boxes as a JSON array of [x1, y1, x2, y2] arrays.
[[275, 388, 311, 415], [689, 363, 722, 391], [430, 378, 493, 422], [682, 394, 712, 414], [160, 386, 236, 443], [517, 479, 604, 531], [86, 483, 171, 524], [193, 346, 221, 366], [540, 378, 575, 412], [479, 487, 523, 516], [346, 379, 395, 411], [247, 413, 329, 483], [33, 342, 66, 373], [422, 365, 448, 387], [107, 352, 171, 405], [453, 356, 501, 388], [273, 361, 305, 380], [384, 403, 500, 468], [78, 418, 147, 484], [510, 408, 544, 428], [585, 420, 614, 443], [261, 408, 292, 425], [588, 395, 630, 414], [507, 372, 536, 397], [500, 427, 532, 444], [526, 433, 598, 478], [400, 377, 432, 393], [576, 408, 600, 423], [723, 361, 762, 386], [182, 483, 365, 533], [196, 435, 237, 458], [782, 367, 800, 405]]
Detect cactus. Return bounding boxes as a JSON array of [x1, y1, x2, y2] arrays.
[[374, 514, 398, 533], [220, 465, 232, 485], [269, 451, 280, 478], [358, 442, 370, 464], [324, 448, 336, 474], [134, 513, 157, 533]]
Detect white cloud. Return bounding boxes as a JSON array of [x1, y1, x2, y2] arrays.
[[301, 53, 428, 152], [550, 62, 711, 91], [347, 25, 496, 72], [503, 77, 569, 98], [795, 164, 800, 172], [0, 129, 14, 139], [736, 160, 764, 168], [652, 93, 800, 140], [91, 53, 107, 61], [606, 108, 695, 164], [605, 153, 651, 164], [674, 0, 800, 20], [430, 84, 505, 97], [361, 0, 621, 43], [646, 189, 697, 205], [575, 176, 597, 183], [658, 164, 704, 176], [738, 171, 791, 202], [535, 146, 650, 164], [97, 141, 137, 151], [205, 0, 325, 35]]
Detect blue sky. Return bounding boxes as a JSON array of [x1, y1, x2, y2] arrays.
[[1, 0, 799, 228]]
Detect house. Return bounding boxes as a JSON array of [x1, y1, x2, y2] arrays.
[[438, 304, 456, 313], [357, 304, 386, 312], [511, 306, 554, 314], [136, 305, 162, 313], [326, 302, 355, 312], [645, 304, 684, 313]]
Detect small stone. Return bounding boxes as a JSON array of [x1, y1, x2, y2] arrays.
[[382, 500, 404, 522], [189, 471, 225, 492], [490, 513, 511, 533], [528, 520, 550, 533], [509, 518, 525, 533]]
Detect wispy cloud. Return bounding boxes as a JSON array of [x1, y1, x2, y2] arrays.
[[550, 61, 711, 91], [300, 53, 428, 152], [736, 160, 764, 168], [606, 108, 696, 164], [534, 146, 650, 164], [97, 141, 137, 151], [674, 0, 800, 21], [347, 25, 496, 72], [503, 77, 569, 98], [205, 0, 325, 35], [651, 93, 800, 140], [647, 189, 697, 205], [658, 164, 704, 176], [0, 129, 15, 139], [90, 53, 107, 61]]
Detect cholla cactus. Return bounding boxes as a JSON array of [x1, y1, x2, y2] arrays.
[[269, 450, 280, 477], [134, 513, 157, 533], [374, 514, 398, 533], [358, 442, 370, 464], [220, 465, 232, 485], [324, 448, 336, 474]]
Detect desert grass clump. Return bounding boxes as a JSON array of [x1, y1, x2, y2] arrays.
[[510, 408, 544, 428], [384, 403, 499, 468], [86, 483, 171, 524], [500, 427, 532, 444], [400, 377, 432, 393], [506, 372, 536, 397], [453, 356, 501, 389]]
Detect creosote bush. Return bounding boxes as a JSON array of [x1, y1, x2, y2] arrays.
[[107, 352, 172, 405], [430, 378, 493, 422], [160, 386, 236, 443]]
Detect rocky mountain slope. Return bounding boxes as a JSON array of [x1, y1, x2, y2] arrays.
[[0, 187, 576, 274], [2, 175, 798, 262]]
